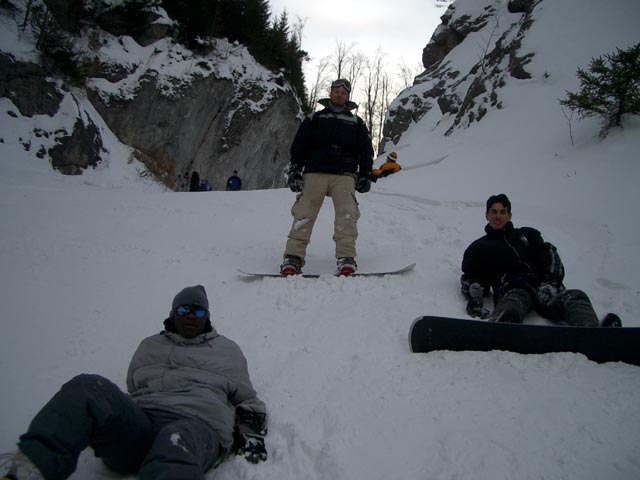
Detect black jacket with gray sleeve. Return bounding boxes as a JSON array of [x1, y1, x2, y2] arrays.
[[290, 99, 374, 177], [461, 221, 565, 303]]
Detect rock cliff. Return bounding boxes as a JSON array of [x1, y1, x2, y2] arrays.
[[0, 3, 301, 190], [381, 0, 541, 151]]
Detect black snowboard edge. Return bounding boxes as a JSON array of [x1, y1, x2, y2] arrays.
[[409, 315, 640, 367]]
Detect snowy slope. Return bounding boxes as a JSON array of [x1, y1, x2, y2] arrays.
[[1, 1, 640, 479]]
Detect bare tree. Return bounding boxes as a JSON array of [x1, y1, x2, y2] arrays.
[[346, 50, 366, 94], [362, 48, 386, 133], [305, 42, 414, 153], [397, 58, 423, 90], [375, 73, 393, 153], [21, 0, 37, 31], [476, 14, 500, 74], [330, 41, 358, 80], [307, 56, 331, 110]]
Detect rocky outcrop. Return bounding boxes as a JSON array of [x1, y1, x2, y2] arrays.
[[0, 52, 103, 175], [88, 72, 299, 190], [381, 0, 543, 151], [1, 5, 300, 189], [49, 115, 103, 175], [81, 32, 300, 190]]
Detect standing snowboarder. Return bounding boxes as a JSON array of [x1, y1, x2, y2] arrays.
[[1, 285, 267, 480], [280, 78, 374, 276], [461, 193, 621, 327]]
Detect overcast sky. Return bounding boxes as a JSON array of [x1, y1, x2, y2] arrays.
[[267, 0, 446, 89]]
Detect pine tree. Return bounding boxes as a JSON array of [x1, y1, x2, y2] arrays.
[[560, 44, 640, 137]]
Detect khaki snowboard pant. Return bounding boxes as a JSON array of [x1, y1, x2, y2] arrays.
[[284, 173, 360, 260]]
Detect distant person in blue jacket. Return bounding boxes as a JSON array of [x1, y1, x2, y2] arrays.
[[461, 193, 621, 327], [200, 179, 213, 191], [226, 171, 242, 191]]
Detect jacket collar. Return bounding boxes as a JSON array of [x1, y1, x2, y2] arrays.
[[317, 98, 358, 112], [162, 329, 219, 346], [485, 221, 514, 238]]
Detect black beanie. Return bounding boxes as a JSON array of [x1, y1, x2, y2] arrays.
[[164, 285, 212, 334], [171, 285, 209, 311]]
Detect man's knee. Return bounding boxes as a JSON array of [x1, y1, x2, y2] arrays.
[[491, 288, 533, 323], [139, 420, 220, 480], [557, 289, 598, 326]]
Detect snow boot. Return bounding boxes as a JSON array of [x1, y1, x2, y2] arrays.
[[337, 257, 357, 276], [0, 450, 44, 480], [280, 255, 303, 276], [600, 313, 622, 328]]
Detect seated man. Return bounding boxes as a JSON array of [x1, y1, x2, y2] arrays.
[[372, 151, 401, 179], [2, 285, 267, 480], [461, 193, 620, 327]]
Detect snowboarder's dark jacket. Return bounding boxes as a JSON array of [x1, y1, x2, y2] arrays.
[[461, 221, 565, 303], [290, 99, 374, 177]]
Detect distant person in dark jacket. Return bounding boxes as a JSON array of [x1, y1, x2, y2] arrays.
[[280, 78, 374, 276], [1, 286, 268, 480], [226, 171, 242, 191], [189, 171, 200, 192], [461, 193, 621, 327], [200, 179, 213, 191]]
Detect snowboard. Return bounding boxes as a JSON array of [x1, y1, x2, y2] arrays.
[[409, 315, 640, 366], [239, 263, 415, 279]]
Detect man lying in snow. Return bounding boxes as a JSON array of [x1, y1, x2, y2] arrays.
[[2, 285, 267, 480]]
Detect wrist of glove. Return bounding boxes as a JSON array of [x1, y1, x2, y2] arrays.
[[466, 298, 490, 319], [535, 283, 558, 307], [286, 169, 303, 193], [236, 408, 268, 436], [356, 174, 371, 193], [235, 433, 267, 464]]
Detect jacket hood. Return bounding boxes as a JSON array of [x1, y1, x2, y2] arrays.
[[161, 329, 219, 346]]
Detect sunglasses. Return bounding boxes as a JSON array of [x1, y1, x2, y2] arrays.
[[331, 79, 352, 92], [175, 305, 208, 317]]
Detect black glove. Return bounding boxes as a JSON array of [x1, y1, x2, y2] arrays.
[[355, 175, 371, 193], [235, 433, 267, 464], [466, 298, 490, 319], [236, 408, 267, 436], [286, 166, 303, 193]]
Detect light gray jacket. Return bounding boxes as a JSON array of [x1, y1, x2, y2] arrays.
[[126, 327, 266, 449]]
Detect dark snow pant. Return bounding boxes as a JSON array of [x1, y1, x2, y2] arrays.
[[491, 288, 599, 326], [18, 374, 221, 480]]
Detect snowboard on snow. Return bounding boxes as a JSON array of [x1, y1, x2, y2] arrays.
[[239, 263, 415, 279], [409, 315, 640, 366]]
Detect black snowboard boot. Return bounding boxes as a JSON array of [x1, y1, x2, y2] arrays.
[[600, 313, 622, 328], [336, 257, 357, 276], [280, 255, 303, 276]]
